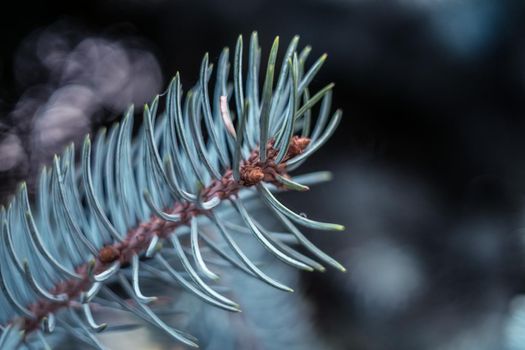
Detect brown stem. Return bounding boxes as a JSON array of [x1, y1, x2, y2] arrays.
[[15, 136, 310, 335]]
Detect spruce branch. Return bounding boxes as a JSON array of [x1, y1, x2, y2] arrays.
[[0, 32, 344, 349]]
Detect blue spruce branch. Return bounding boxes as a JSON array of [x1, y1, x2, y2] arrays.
[[0, 32, 344, 349]]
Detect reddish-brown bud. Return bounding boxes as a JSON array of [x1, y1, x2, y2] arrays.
[[99, 246, 120, 264], [240, 166, 265, 186], [287, 136, 311, 158]]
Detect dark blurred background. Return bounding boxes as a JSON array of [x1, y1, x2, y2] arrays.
[[2, 0, 525, 349]]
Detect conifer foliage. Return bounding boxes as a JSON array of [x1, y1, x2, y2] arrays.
[[0, 32, 343, 349]]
